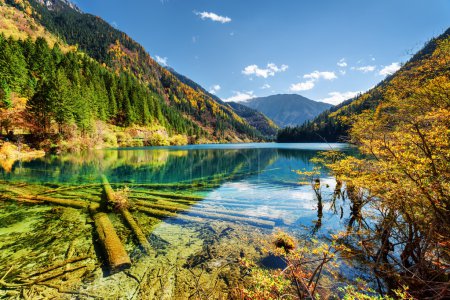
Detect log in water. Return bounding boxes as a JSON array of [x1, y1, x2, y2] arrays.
[[101, 175, 152, 254], [90, 208, 131, 273]]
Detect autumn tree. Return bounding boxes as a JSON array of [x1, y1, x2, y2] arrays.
[[329, 38, 450, 298]]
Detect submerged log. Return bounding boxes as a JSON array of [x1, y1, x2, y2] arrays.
[[198, 207, 282, 223], [26, 256, 91, 279], [90, 207, 131, 274], [131, 195, 195, 206], [197, 201, 298, 210], [138, 190, 204, 201], [186, 210, 275, 229], [101, 175, 116, 203], [101, 175, 152, 254], [40, 184, 103, 195], [12, 194, 98, 210], [121, 209, 152, 254], [134, 204, 274, 228], [134, 205, 178, 219]]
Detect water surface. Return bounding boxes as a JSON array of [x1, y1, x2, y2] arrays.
[[0, 143, 368, 298]]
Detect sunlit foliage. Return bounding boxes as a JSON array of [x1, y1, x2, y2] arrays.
[[328, 37, 450, 298]]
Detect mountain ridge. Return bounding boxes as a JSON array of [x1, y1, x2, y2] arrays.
[[167, 67, 278, 137], [240, 94, 333, 128], [227, 102, 279, 137]]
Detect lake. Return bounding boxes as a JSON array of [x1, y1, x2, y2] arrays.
[[0, 143, 372, 298]]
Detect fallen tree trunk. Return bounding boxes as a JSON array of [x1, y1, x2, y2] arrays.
[[197, 207, 282, 223], [196, 201, 298, 210], [40, 184, 103, 195], [121, 209, 152, 254], [134, 204, 274, 228], [134, 205, 179, 219], [134, 205, 214, 225], [101, 175, 116, 203], [138, 190, 204, 201], [90, 207, 131, 274], [26, 256, 91, 279], [112, 182, 214, 189], [11, 194, 98, 210], [129, 194, 195, 205], [132, 200, 189, 212], [101, 175, 152, 254], [186, 210, 275, 229]]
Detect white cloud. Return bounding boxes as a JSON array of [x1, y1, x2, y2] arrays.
[[337, 58, 347, 67], [290, 80, 315, 92], [209, 85, 221, 94], [379, 62, 401, 76], [261, 84, 271, 89], [303, 71, 337, 80], [242, 63, 288, 78], [223, 91, 255, 102], [155, 55, 168, 66], [340, 70, 347, 75], [352, 65, 376, 73], [195, 11, 231, 23], [289, 70, 337, 92], [267, 63, 289, 73], [320, 91, 361, 105]]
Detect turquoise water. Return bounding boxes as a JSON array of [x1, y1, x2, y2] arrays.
[[1, 143, 353, 236], [0, 143, 371, 297], [0, 142, 359, 241]]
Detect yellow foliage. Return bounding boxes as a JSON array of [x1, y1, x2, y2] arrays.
[[0, 5, 70, 50], [328, 36, 450, 296]]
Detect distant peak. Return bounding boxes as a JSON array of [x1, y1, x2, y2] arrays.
[[36, 0, 82, 13]]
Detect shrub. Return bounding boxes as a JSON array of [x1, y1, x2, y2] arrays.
[[169, 134, 188, 146]]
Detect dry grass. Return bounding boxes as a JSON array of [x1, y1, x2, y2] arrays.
[[0, 141, 45, 172], [0, 141, 45, 159]]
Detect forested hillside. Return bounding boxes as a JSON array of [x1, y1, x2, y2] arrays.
[[168, 68, 278, 138], [227, 102, 278, 138], [0, 35, 201, 134], [277, 27, 450, 142], [0, 0, 262, 151], [19, 0, 261, 139]]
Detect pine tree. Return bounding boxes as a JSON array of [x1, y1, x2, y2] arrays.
[[0, 36, 28, 93]]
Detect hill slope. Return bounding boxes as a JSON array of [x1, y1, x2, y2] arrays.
[[277, 28, 450, 143], [168, 68, 278, 137], [241, 94, 332, 128], [3, 0, 261, 143], [227, 102, 278, 137]]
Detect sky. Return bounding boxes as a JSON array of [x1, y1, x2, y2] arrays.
[[73, 0, 449, 105]]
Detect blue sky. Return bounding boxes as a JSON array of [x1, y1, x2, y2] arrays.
[[74, 0, 449, 105]]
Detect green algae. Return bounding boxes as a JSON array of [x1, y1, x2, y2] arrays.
[[0, 178, 272, 299]]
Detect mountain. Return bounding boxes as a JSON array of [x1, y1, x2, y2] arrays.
[[35, 0, 81, 12], [277, 28, 450, 143], [227, 102, 279, 137], [241, 94, 333, 128], [1, 0, 262, 145], [167, 67, 278, 138]]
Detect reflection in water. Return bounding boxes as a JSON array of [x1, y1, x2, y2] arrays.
[[0, 144, 355, 240], [346, 184, 365, 231], [0, 143, 367, 298], [1, 145, 328, 185]]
